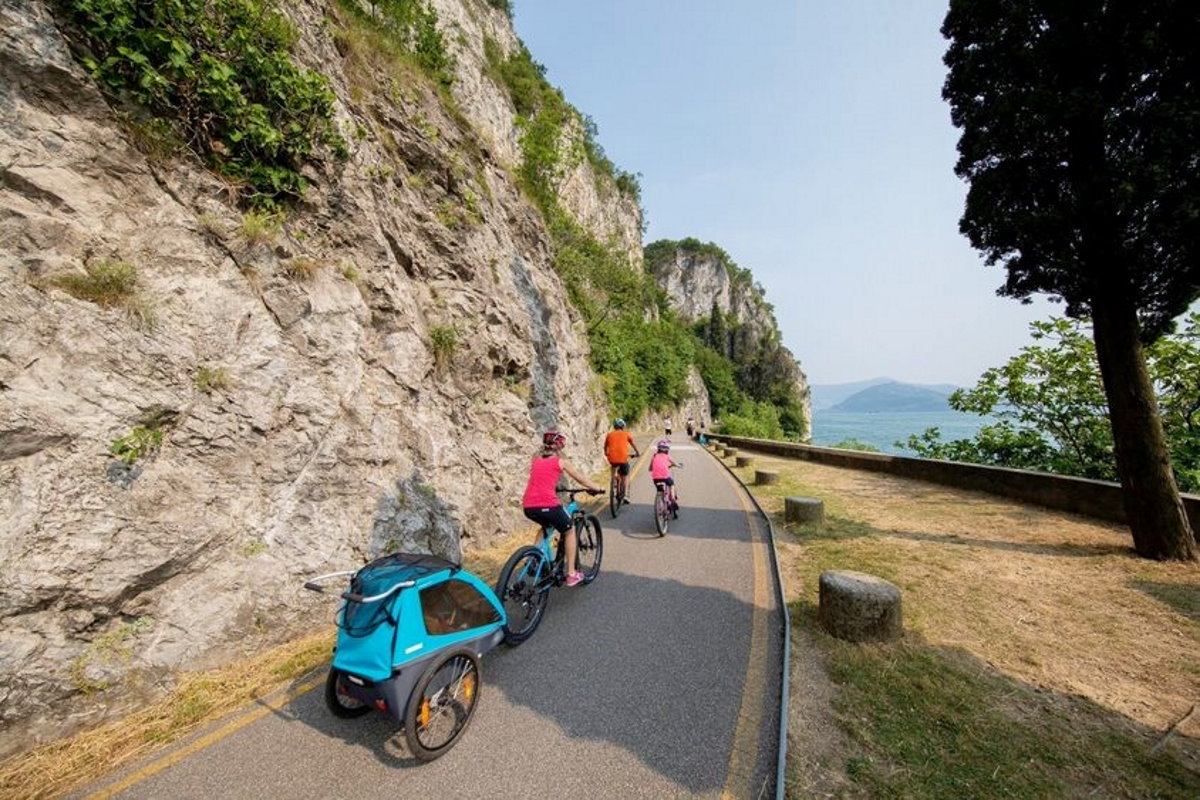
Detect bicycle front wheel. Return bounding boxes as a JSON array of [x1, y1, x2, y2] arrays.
[[575, 515, 603, 583], [404, 649, 481, 761], [496, 545, 551, 645], [654, 490, 669, 536]]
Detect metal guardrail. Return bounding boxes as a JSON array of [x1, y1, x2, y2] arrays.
[[701, 438, 791, 800]]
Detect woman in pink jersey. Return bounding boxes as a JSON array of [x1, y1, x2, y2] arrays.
[[522, 430, 603, 587], [649, 438, 681, 516]]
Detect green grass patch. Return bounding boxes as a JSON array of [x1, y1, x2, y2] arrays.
[[194, 365, 232, 394], [51, 260, 139, 307], [808, 620, 1200, 799]]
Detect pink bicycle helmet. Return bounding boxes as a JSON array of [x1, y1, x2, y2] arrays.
[[656, 439, 671, 452], [543, 430, 567, 450]]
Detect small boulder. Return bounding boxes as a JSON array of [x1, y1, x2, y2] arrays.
[[818, 570, 902, 642]]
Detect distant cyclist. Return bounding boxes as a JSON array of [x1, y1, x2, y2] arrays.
[[664, 417, 673, 437], [522, 430, 603, 587], [603, 418, 640, 505], [649, 439, 681, 517]]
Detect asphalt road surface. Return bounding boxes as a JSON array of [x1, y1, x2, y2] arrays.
[[81, 437, 784, 799]]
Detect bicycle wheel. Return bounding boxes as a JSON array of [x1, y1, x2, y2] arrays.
[[610, 471, 620, 518], [654, 490, 669, 536], [403, 649, 481, 761], [575, 515, 604, 583], [496, 545, 550, 645], [324, 668, 371, 719]]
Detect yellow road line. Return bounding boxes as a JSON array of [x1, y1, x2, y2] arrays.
[[718, 466, 773, 800], [85, 675, 325, 800]]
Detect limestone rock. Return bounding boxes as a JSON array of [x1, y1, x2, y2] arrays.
[[0, 0, 636, 754]]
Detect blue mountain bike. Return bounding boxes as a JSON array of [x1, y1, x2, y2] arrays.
[[496, 488, 604, 644]]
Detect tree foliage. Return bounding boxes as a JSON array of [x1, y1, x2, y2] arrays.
[[942, 0, 1199, 560], [942, 0, 1200, 338], [903, 316, 1200, 492]]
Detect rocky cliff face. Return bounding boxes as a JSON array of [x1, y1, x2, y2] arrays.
[[650, 245, 811, 434], [0, 0, 638, 753]]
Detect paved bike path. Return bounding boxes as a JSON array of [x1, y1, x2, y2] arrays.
[[81, 438, 783, 799]]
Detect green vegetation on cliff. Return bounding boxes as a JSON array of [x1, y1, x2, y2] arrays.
[[647, 239, 808, 440], [486, 44, 804, 435], [64, 0, 347, 207]]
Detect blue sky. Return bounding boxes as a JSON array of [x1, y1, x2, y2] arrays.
[[512, 0, 1057, 387]]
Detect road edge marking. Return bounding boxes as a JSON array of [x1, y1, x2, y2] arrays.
[[717, 466, 774, 799], [85, 675, 325, 799]]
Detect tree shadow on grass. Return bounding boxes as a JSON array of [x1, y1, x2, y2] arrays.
[[881, 528, 1133, 558], [1128, 579, 1200, 624], [789, 600, 1200, 799]]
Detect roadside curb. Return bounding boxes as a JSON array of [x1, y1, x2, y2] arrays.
[[701, 439, 791, 800]]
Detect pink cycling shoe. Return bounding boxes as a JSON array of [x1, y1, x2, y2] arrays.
[[564, 571, 584, 587]]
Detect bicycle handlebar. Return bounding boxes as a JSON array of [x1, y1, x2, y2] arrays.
[[562, 487, 605, 496]]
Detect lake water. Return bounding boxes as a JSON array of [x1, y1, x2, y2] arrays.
[[810, 410, 993, 455]]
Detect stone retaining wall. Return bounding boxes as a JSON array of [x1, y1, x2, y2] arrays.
[[715, 436, 1200, 529]]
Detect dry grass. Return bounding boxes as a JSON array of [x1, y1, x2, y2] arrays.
[[0, 632, 333, 799], [721, 448, 1200, 792]]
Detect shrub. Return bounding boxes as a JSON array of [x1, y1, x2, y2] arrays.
[[51, 260, 138, 307], [280, 257, 320, 281], [194, 365, 231, 393], [429, 324, 458, 367], [238, 210, 283, 246], [66, 0, 344, 206], [110, 426, 164, 465]]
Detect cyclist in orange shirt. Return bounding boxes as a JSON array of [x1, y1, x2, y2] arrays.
[[603, 418, 640, 504]]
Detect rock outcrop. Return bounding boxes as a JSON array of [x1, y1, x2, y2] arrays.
[[0, 0, 637, 753], [649, 242, 811, 435]]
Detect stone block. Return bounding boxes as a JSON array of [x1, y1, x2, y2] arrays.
[[785, 496, 824, 524], [754, 469, 779, 485], [736, 456, 754, 468], [818, 570, 902, 642]]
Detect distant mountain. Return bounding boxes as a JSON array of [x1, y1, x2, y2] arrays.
[[811, 378, 959, 410], [810, 378, 893, 410], [830, 381, 955, 412]]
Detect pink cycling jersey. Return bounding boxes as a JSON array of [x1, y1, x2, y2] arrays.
[[522, 455, 562, 508], [650, 452, 673, 481]]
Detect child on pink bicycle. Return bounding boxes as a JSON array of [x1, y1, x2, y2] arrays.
[[649, 439, 681, 517]]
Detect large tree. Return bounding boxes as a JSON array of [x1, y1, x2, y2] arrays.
[[942, 0, 1199, 560]]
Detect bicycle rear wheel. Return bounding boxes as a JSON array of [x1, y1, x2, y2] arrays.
[[575, 515, 603, 583], [496, 546, 550, 645], [610, 471, 620, 518], [654, 489, 669, 536], [404, 649, 481, 761]]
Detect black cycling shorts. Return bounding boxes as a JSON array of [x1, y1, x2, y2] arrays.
[[523, 505, 572, 533], [653, 478, 675, 489], [610, 461, 630, 476]]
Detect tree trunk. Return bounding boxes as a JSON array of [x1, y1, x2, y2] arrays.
[[1091, 297, 1198, 560]]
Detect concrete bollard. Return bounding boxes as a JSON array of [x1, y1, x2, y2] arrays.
[[785, 496, 824, 524], [736, 456, 754, 468], [818, 570, 903, 642], [754, 469, 779, 486], [723, 448, 739, 459]]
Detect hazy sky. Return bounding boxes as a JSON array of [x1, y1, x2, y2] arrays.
[[512, 0, 1059, 387]]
